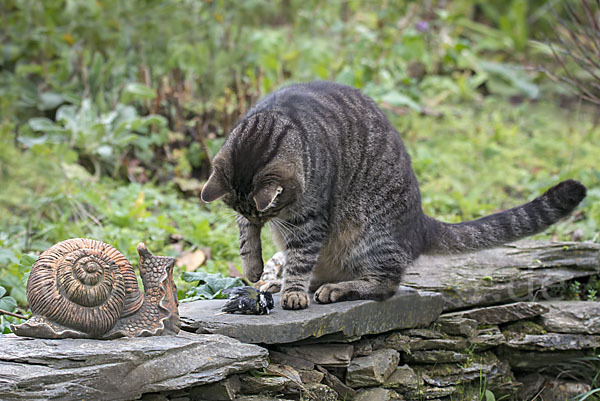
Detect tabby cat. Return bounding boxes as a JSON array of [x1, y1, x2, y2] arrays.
[[201, 81, 587, 310]]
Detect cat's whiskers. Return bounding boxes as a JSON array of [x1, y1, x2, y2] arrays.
[[270, 218, 297, 240], [269, 219, 290, 238], [210, 212, 237, 226]]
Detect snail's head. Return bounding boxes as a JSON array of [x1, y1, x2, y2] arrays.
[[136, 243, 176, 289]]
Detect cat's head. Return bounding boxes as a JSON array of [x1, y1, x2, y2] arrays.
[[200, 113, 303, 225]]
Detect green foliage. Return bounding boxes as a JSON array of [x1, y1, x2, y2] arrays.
[[23, 100, 168, 176], [1, 0, 567, 185], [0, 285, 24, 334], [484, 389, 495, 401], [567, 276, 600, 302], [397, 99, 600, 240], [181, 271, 245, 301], [0, 286, 17, 313]]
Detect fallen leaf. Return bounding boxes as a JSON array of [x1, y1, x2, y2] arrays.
[[177, 249, 207, 271]]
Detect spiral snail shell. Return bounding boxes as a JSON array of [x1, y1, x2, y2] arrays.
[[12, 238, 180, 339]]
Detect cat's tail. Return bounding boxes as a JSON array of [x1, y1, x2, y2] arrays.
[[424, 179, 587, 254]]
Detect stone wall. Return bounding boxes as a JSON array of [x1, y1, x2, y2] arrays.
[[1, 241, 598, 401], [181, 241, 600, 401], [183, 300, 598, 401]]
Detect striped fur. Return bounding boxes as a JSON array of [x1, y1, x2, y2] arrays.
[[201, 81, 587, 310]]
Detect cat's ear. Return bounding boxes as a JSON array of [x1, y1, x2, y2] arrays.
[[201, 173, 228, 202], [254, 185, 283, 212]]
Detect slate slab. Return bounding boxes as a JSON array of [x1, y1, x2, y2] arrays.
[[469, 325, 506, 351], [404, 240, 600, 311], [353, 387, 402, 401], [275, 344, 354, 367], [180, 287, 443, 344], [435, 316, 478, 337], [415, 352, 503, 387], [0, 332, 267, 401], [540, 301, 600, 334], [440, 302, 549, 325], [346, 349, 400, 387], [497, 348, 593, 371], [503, 332, 600, 351], [383, 364, 422, 390], [404, 350, 469, 364]]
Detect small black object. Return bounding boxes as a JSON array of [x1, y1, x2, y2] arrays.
[[221, 286, 275, 315]]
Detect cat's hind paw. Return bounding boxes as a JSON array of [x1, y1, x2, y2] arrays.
[[281, 290, 310, 310], [314, 283, 348, 303]]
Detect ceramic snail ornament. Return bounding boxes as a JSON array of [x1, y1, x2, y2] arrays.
[[12, 238, 180, 339]]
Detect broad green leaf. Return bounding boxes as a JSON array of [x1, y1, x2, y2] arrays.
[[19, 254, 37, 269], [0, 295, 17, 312], [28, 118, 63, 133], [380, 91, 422, 112], [17, 134, 50, 147], [0, 250, 18, 265], [0, 286, 6, 298], [182, 271, 244, 300], [96, 145, 114, 158], [479, 61, 539, 99], [142, 115, 168, 127], [38, 92, 64, 111], [56, 104, 79, 130], [121, 83, 156, 103]]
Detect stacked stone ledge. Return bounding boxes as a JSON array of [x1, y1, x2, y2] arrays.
[[186, 300, 599, 401], [1, 240, 599, 400], [180, 241, 600, 401]]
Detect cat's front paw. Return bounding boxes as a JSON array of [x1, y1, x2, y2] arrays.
[[281, 290, 310, 310], [314, 283, 347, 303], [242, 257, 264, 283], [258, 280, 282, 294]]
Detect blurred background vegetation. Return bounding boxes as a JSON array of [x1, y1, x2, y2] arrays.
[[1, 0, 599, 330]]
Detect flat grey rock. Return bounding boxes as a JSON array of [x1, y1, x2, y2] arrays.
[[540, 301, 600, 334], [353, 387, 402, 401], [239, 376, 291, 395], [405, 240, 600, 311], [415, 352, 502, 387], [409, 335, 469, 352], [441, 302, 549, 325], [383, 364, 421, 389], [539, 378, 591, 401], [435, 316, 478, 337], [498, 348, 593, 370], [299, 383, 338, 401], [404, 350, 469, 364], [0, 332, 267, 401], [469, 325, 506, 351], [503, 332, 600, 351], [180, 287, 442, 344], [346, 349, 400, 387], [275, 344, 354, 367]]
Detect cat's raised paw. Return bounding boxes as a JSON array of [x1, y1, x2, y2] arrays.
[[314, 283, 347, 303], [281, 290, 310, 310], [259, 280, 282, 294], [242, 258, 264, 283]]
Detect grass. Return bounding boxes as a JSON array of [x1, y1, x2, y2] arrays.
[[399, 98, 600, 240]]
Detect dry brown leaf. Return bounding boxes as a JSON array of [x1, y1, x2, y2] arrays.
[[176, 249, 207, 271]]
